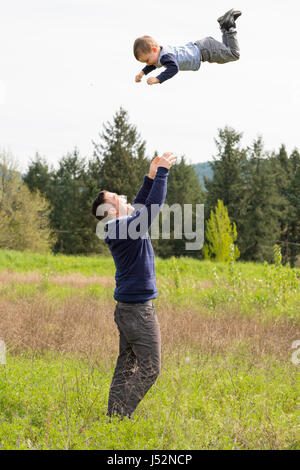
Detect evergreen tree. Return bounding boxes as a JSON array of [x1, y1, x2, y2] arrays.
[[270, 144, 293, 263], [204, 126, 248, 226], [87, 152, 103, 200], [285, 149, 300, 266], [152, 156, 205, 258], [238, 138, 283, 262], [50, 149, 108, 254], [92, 107, 149, 202], [23, 153, 54, 197], [290, 148, 300, 173]]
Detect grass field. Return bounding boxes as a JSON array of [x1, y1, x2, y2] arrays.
[[0, 249, 299, 450]]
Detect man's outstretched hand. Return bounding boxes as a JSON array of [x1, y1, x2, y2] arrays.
[[148, 153, 177, 179], [157, 152, 177, 169]]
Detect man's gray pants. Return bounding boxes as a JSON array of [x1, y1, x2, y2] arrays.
[[195, 28, 240, 64], [107, 300, 161, 418]]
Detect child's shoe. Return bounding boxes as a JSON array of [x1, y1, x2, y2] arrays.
[[218, 9, 242, 30]]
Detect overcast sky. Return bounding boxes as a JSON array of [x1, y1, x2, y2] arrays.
[[0, 0, 299, 171]]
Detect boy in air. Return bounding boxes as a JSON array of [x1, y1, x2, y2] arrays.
[[134, 8, 241, 85]]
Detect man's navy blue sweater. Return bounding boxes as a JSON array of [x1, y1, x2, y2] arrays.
[[104, 167, 169, 303]]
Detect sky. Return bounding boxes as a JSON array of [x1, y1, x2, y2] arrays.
[[0, 0, 299, 171]]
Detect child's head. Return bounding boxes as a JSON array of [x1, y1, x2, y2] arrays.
[[133, 36, 160, 66]]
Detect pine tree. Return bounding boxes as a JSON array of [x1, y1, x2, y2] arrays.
[[203, 199, 239, 262], [152, 156, 205, 258], [285, 149, 300, 266], [23, 153, 54, 197], [238, 138, 283, 262], [270, 144, 293, 263], [92, 107, 149, 202], [204, 126, 248, 226], [50, 149, 107, 254]]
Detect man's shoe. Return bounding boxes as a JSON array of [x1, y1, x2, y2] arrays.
[[218, 8, 242, 30]]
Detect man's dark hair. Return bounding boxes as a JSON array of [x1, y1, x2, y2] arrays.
[[91, 190, 109, 221]]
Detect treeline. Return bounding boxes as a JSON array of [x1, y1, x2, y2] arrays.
[[1, 107, 299, 265], [22, 107, 205, 258], [204, 128, 300, 266]]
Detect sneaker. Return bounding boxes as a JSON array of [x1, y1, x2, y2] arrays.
[[218, 9, 242, 30]]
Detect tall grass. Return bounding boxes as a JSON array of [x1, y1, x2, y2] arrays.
[[0, 351, 298, 450], [0, 249, 113, 276], [0, 249, 299, 321], [0, 248, 299, 450]]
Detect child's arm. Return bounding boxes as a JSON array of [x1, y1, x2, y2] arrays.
[[136, 54, 179, 85], [154, 54, 179, 84], [146, 54, 179, 85], [143, 65, 157, 75], [135, 65, 157, 83]]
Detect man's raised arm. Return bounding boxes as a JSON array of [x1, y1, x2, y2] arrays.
[[133, 156, 160, 205], [128, 153, 176, 236]]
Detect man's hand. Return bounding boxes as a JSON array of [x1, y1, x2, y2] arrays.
[[135, 72, 144, 82], [147, 77, 160, 85], [148, 156, 161, 179], [157, 152, 177, 169]]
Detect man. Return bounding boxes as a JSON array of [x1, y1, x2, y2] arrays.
[[92, 152, 176, 419]]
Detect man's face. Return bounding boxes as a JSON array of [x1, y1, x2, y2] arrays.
[[104, 192, 134, 218], [138, 47, 160, 66]]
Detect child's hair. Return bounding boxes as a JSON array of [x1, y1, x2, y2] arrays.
[[133, 36, 159, 60]]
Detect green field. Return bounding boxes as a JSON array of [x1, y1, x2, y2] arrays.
[[0, 249, 299, 449]]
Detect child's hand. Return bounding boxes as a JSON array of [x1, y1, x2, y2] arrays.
[[147, 77, 160, 85], [135, 72, 144, 82]]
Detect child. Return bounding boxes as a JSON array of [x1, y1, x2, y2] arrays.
[[134, 8, 241, 85]]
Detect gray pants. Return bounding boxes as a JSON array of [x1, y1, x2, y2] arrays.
[[195, 29, 240, 64], [107, 300, 161, 418]]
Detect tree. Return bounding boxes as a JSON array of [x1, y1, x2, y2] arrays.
[[50, 149, 108, 254], [284, 149, 300, 266], [237, 138, 283, 262], [269, 144, 294, 264], [204, 126, 248, 225], [92, 107, 149, 202], [23, 153, 54, 197], [23, 150, 109, 255], [0, 151, 54, 252], [152, 156, 205, 258], [203, 199, 239, 262]]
